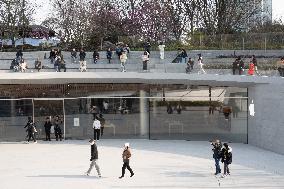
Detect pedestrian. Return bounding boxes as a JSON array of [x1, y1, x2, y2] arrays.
[[20, 58, 27, 72], [103, 100, 109, 114], [16, 49, 23, 60], [44, 117, 52, 141], [93, 50, 100, 64], [86, 139, 101, 177], [181, 49, 188, 64], [106, 48, 112, 64], [238, 57, 245, 75], [54, 116, 62, 141], [221, 143, 232, 177], [49, 49, 56, 64], [251, 55, 259, 75], [35, 58, 42, 72], [277, 57, 284, 77], [211, 139, 222, 175], [198, 54, 206, 74], [24, 116, 37, 143], [158, 42, 165, 60], [120, 51, 127, 72], [186, 58, 194, 73], [124, 44, 130, 54], [232, 57, 240, 75], [98, 114, 105, 137], [176, 48, 183, 63], [119, 143, 134, 179], [144, 41, 151, 56], [79, 49, 86, 62], [142, 51, 149, 71], [248, 61, 255, 75], [93, 117, 101, 141], [71, 49, 77, 63], [58, 53, 67, 72]]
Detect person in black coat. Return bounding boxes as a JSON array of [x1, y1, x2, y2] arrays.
[[79, 49, 86, 61], [54, 116, 62, 141], [221, 143, 232, 177], [24, 116, 37, 143], [44, 117, 52, 141], [86, 139, 101, 177]]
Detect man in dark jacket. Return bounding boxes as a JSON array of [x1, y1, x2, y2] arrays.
[[79, 49, 86, 61], [86, 139, 101, 177], [211, 139, 222, 175], [24, 116, 37, 143], [44, 117, 52, 141], [54, 116, 62, 141]]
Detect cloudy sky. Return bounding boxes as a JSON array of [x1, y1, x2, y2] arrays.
[[32, 0, 284, 24]]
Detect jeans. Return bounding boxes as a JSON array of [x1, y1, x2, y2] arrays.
[[214, 158, 221, 174]]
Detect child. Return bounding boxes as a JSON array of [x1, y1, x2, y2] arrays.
[[221, 143, 232, 177], [86, 139, 101, 177], [248, 62, 255, 75]]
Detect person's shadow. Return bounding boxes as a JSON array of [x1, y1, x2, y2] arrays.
[[27, 175, 105, 179]]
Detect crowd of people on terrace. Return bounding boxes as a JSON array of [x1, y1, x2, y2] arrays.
[[7, 42, 284, 77]]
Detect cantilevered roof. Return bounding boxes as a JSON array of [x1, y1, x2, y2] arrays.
[[0, 72, 280, 87]]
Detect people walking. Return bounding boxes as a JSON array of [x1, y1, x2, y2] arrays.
[[119, 143, 134, 179], [35, 58, 42, 72], [86, 139, 101, 177], [181, 49, 188, 64], [211, 139, 222, 175], [142, 51, 149, 71], [24, 116, 37, 143], [93, 117, 101, 141], [71, 49, 77, 63], [54, 116, 62, 141], [277, 57, 284, 77], [251, 55, 259, 75], [232, 56, 244, 75], [158, 42, 165, 60], [98, 114, 105, 137], [79, 49, 86, 62], [198, 54, 206, 74], [44, 117, 52, 141], [221, 143, 232, 177], [120, 51, 127, 72], [186, 58, 194, 73], [93, 50, 100, 64], [106, 48, 112, 64]]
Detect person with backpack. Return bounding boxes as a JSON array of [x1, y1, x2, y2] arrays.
[[211, 139, 222, 175], [86, 139, 101, 177], [24, 116, 37, 143], [142, 51, 150, 71], [119, 143, 134, 179], [221, 143, 232, 177]]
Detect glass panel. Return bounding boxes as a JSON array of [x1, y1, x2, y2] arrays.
[[149, 86, 248, 143], [0, 99, 33, 141]]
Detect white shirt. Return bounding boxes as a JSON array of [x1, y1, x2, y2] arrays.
[[158, 45, 165, 51], [93, 120, 101, 129]]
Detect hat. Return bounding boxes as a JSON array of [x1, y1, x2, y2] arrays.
[[124, 143, 130, 148]]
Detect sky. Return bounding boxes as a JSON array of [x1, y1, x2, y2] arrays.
[[32, 0, 284, 24]]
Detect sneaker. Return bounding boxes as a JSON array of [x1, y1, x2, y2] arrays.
[[34, 141, 37, 144], [119, 176, 124, 179], [85, 172, 90, 176]]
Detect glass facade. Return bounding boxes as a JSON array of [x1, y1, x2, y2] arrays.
[[0, 84, 248, 143]]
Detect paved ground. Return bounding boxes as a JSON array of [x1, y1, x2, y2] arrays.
[[0, 139, 284, 189]]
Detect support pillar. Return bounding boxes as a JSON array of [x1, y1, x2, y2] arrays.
[[140, 90, 149, 137]]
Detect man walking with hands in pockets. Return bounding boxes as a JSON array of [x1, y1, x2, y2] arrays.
[[86, 139, 101, 177], [119, 143, 134, 179]]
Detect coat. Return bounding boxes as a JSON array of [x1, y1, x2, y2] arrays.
[[221, 147, 232, 164], [122, 148, 131, 163], [90, 144, 98, 160], [44, 121, 52, 132]]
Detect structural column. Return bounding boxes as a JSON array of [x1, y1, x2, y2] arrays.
[[139, 90, 149, 137]]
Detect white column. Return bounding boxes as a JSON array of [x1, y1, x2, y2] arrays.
[[140, 90, 149, 137]]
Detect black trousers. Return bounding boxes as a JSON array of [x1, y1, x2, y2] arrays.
[[28, 133, 36, 142], [45, 131, 51, 141], [94, 129, 100, 140], [224, 162, 230, 174], [55, 132, 62, 141], [121, 161, 134, 176], [101, 127, 104, 136]]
